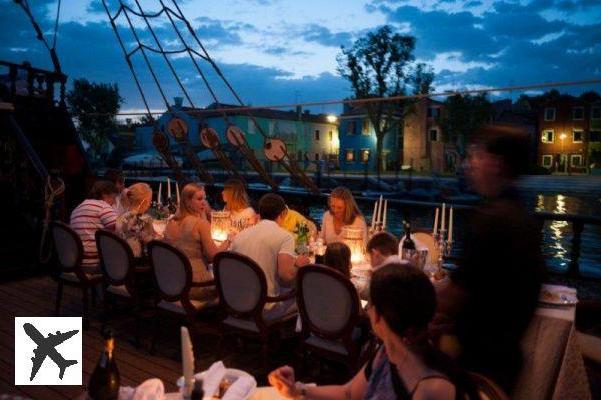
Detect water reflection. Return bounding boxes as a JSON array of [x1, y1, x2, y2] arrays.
[[549, 195, 568, 267]]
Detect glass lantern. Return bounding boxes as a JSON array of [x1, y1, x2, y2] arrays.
[[342, 226, 366, 265], [211, 211, 231, 243]]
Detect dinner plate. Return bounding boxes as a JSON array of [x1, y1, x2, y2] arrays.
[[177, 368, 257, 399], [538, 285, 578, 306]]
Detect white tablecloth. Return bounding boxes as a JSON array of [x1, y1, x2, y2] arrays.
[[514, 305, 591, 400]]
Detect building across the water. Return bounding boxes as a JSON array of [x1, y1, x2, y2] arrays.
[[537, 95, 601, 174], [135, 101, 339, 172]]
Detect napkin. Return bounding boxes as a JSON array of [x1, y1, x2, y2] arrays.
[[133, 379, 165, 400], [202, 361, 227, 398], [221, 376, 255, 400]]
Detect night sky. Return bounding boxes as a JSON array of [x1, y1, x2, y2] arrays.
[[1, 0, 600, 115]]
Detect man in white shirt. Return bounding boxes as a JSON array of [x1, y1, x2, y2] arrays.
[[230, 193, 310, 318], [367, 232, 409, 269]]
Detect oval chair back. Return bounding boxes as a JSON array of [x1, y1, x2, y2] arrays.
[[297, 265, 360, 341], [96, 229, 135, 287], [213, 251, 267, 319], [50, 221, 86, 278], [147, 240, 193, 302]]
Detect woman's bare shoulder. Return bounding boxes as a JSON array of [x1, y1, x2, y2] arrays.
[[414, 377, 456, 400]]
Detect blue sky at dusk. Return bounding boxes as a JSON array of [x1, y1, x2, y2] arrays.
[[1, 0, 600, 115]]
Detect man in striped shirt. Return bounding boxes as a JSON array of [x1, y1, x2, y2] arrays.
[[70, 180, 119, 273]]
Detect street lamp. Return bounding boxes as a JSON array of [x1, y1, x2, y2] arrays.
[[559, 133, 567, 173], [326, 114, 337, 123]]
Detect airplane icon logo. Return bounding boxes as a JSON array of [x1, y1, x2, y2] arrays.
[[15, 317, 82, 385], [23, 323, 79, 381]]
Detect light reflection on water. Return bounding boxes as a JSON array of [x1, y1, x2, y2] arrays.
[[309, 192, 601, 278]]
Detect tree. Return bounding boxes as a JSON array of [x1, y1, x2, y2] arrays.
[[440, 93, 492, 157], [66, 79, 123, 160], [337, 25, 434, 178]]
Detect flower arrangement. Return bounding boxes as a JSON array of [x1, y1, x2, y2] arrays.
[[294, 222, 310, 253]]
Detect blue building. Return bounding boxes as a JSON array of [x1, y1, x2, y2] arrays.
[[338, 103, 402, 173]]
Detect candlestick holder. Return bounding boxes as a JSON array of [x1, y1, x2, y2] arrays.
[[426, 229, 453, 280]]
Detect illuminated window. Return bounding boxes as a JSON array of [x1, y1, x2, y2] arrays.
[[360, 149, 370, 163], [544, 108, 556, 121], [570, 154, 583, 167], [345, 149, 355, 162], [362, 119, 370, 135], [542, 155, 553, 168], [542, 130, 554, 143]]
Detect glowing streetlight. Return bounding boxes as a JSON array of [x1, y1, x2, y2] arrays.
[[326, 114, 337, 123], [559, 133, 567, 141]]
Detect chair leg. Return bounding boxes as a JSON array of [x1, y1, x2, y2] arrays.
[[149, 311, 160, 355], [82, 288, 90, 330], [55, 282, 63, 316], [261, 337, 269, 370], [91, 284, 97, 308]]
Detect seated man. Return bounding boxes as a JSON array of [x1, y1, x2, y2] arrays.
[[230, 193, 310, 319], [70, 180, 118, 273], [366, 232, 407, 269]]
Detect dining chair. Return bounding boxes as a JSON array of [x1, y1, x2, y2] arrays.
[[147, 240, 218, 355], [296, 264, 374, 375], [213, 251, 297, 368], [50, 221, 103, 329], [95, 229, 152, 344]]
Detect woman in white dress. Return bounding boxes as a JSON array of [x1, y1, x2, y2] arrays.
[[115, 183, 155, 257], [222, 178, 257, 230], [321, 186, 367, 244]]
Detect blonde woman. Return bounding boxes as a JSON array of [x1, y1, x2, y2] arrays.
[[320, 186, 367, 244], [222, 178, 257, 229], [116, 183, 155, 257], [164, 183, 230, 300]]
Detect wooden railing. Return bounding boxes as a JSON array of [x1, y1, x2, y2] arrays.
[[0, 60, 67, 106]]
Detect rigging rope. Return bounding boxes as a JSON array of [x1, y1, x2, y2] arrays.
[[52, 0, 61, 50], [39, 176, 65, 264]]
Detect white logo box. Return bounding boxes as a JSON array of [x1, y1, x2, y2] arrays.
[[15, 317, 82, 385]]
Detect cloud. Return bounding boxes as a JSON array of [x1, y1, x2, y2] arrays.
[[263, 46, 309, 56], [300, 24, 353, 48]]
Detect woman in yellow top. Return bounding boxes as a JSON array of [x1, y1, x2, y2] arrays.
[[320, 187, 367, 244], [222, 178, 257, 230]]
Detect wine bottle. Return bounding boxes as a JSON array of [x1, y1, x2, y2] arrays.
[[88, 329, 120, 400], [401, 222, 416, 261], [190, 379, 204, 400]]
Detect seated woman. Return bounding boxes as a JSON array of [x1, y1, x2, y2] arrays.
[[164, 183, 231, 300], [222, 178, 257, 229], [269, 264, 471, 400], [323, 242, 351, 278], [320, 186, 367, 245], [116, 183, 155, 257]]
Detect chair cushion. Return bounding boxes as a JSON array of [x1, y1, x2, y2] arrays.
[[59, 272, 102, 283], [158, 299, 213, 315], [223, 310, 297, 333], [107, 284, 131, 297]]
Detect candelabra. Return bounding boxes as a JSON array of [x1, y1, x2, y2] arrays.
[[425, 228, 453, 280]]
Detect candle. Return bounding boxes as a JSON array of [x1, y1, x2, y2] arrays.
[[382, 200, 387, 230], [176, 181, 180, 207], [378, 195, 383, 226], [158, 182, 162, 205], [441, 203, 446, 232], [449, 207, 454, 243], [167, 177, 172, 199], [180, 327, 194, 397], [433, 207, 439, 235], [371, 200, 377, 231]]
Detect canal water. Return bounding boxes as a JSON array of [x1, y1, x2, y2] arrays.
[[306, 192, 601, 279]]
